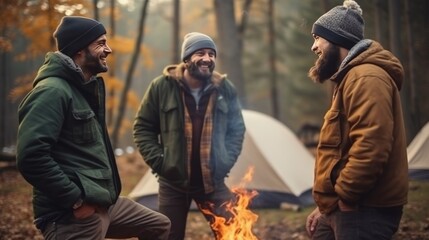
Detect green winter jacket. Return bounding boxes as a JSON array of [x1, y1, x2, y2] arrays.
[[16, 52, 121, 220], [133, 63, 245, 190], [313, 40, 408, 214]]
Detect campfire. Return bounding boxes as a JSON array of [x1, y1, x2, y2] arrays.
[[201, 167, 259, 240]]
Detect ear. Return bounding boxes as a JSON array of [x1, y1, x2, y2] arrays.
[[183, 59, 190, 67], [72, 50, 85, 64], [76, 49, 85, 56]]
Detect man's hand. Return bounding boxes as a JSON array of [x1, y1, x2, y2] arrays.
[[73, 202, 97, 219], [306, 207, 321, 237]]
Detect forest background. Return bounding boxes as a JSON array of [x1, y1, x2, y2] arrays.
[[1, 0, 428, 154]]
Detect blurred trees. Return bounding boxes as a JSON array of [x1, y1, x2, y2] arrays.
[[111, 0, 150, 147], [1, 0, 428, 152], [214, 0, 248, 106], [1, 0, 146, 151], [388, 0, 415, 141], [1, 0, 89, 153], [171, 0, 180, 64], [240, 0, 429, 142], [242, 0, 331, 130], [384, 0, 429, 141], [267, 0, 279, 118]]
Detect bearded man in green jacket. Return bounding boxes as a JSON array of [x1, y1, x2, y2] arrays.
[[16, 16, 170, 240], [305, 1, 408, 240], [133, 32, 246, 240]]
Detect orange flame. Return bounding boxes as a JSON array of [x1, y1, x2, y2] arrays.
[[201, 167, 259, 240]]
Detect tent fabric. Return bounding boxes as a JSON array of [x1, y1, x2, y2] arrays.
[[407, 122, 429, 180], [129, 109, 315, 209]]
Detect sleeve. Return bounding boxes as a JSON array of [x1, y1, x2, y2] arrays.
[[16, 84, 81, 208], [132, 80, 164, 173], [224, 80, 246, 167]]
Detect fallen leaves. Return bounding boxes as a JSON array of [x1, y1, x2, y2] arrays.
[[1, 156, 429, 240]]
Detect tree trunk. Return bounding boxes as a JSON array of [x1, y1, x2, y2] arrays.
[[111, 0, 150, 148], [213, 0, 247, 107], [237, 0, 252, 40], [0, 40, 7, 150], [171, 0, 180, 64], [388, 0, 416, 143], [319, 0, 335, 100], [267, 0, 279, 118], [321, 0, 330, 12], [404, 0, 419, 127], [92, 0, 99, 20], [107, 0, 115, 127], [373, 0, 383, 43]]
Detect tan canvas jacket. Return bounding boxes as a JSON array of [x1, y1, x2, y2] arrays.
[[313, 40, 408, 214]]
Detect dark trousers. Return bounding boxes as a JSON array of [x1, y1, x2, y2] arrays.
[[312, 206, 403, 240], [42, 197, 171, 240], [158, 180, 234, 240]]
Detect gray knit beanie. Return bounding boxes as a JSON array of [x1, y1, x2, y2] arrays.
[[312, 0, 364, 50], [53, 16, 106, 57], [180, 32, 217, 61]]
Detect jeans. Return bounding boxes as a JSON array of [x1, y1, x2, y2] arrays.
[[312, 205, 403, 240], [158, 180, 234, 240]]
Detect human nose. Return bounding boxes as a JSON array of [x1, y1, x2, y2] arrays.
[[311, 41, 317, 52], [201, 53, 211, 61], [105, 44, 112, 54]]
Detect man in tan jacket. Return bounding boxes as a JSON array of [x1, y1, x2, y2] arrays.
[[305, 1, 408, 239]]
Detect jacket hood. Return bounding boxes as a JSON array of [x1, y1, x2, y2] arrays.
[[334, 40, 404, 90], [34, 52, 85, 86], [162, 63, 226, 87], [33, 51, 100, 94]]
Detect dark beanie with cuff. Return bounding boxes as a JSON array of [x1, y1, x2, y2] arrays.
[[53, 16, 106, 57], [312, 0, 364, 50], [181, 32, 217, 61]]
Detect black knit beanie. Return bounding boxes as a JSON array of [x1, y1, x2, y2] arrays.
[[312, 0, 364, 50], [53, 16, 106, 57], [181, 32, 217, 61]]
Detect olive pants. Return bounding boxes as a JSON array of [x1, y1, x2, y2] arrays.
[[158, 181, 234, 240], [42, 197, 171, 240]]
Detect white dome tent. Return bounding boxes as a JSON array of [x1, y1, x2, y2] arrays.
[[407, 122, 429, 180], [129, 110, 315, 209]]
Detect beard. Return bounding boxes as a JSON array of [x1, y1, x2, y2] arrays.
[[186, 59, 215, 82], [308, 44, 341, 83], [83, 48, 108, 75]]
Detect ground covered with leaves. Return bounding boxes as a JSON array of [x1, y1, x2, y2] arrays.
[[1, 154, 428, 239]]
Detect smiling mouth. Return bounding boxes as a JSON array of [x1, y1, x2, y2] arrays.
[[198, 64, 211, 71]]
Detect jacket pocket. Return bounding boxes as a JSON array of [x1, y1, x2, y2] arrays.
[[71, 110, 99, 144], [212, 95, 229, 132], [160, 105, 180, 133], [75, 169, 114, 207], [319, 109, 341, 147], [215, 95, 229, 114]]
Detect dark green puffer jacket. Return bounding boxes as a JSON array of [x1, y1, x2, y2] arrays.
[[16, 52, 121, 220]]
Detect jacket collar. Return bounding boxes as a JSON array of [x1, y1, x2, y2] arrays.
[[162, 63, 226, 89]]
